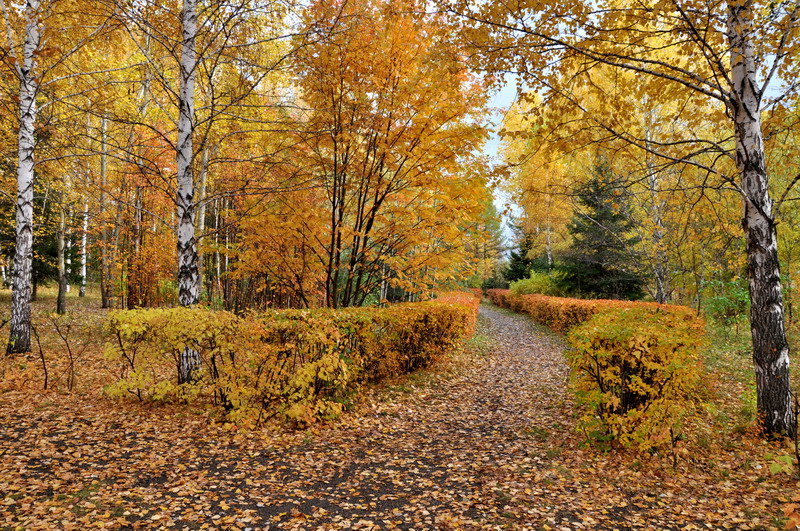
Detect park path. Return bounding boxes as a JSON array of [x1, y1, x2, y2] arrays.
[[1, 304, 579, 530], [242, 304, 575, 529]]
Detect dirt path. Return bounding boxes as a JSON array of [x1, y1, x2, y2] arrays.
[[0, 304, 784, 529]]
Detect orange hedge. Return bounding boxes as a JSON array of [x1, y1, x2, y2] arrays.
[[436, 291, 481, 336], [487, 288, 706, 450], [485, 289, 694, 334]]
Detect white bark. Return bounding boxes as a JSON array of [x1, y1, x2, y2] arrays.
[[56, 203, 66, 314], [65, 237, 71, 293], [727, 0, 795, 437], [8, 0, 41, 354], [79, 201, 88, 297], [65, 175, 72, 294], [177, 0, 198, 307], [545, 224, 553, 271], [177, 0, 200, 382], [644, 115, 670, 304]]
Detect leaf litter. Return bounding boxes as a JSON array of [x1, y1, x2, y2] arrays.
[[1, 303, 798, 529]]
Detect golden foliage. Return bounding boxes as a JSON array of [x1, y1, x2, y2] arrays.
[[488, 288, 706, 450], [567, 307, 706, 451], [104, 292, 479, 426]]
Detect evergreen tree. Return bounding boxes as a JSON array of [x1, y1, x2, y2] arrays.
[[559, 161, 645, 300], [504, 222, 535, 282]]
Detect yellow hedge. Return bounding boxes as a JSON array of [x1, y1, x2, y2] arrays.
[[567, 307, 705, 450], [104, 292, 478, 425], [487, 289, 706, 450]]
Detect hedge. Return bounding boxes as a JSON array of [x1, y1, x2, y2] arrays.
[[487, 289, 706, 450], [104, 292, 479, 426]]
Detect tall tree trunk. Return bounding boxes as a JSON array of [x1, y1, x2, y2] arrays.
[[214, 199, 221, 302], [79, 201, 88, 297], [99, 117, 111, 308], [8, 0, 41, 354], [545, 224, 553, 271], [196, 144, 209, 300], [728, 0, 795, 438], [65, 236, 72, 293], [108, 179, 125, 308], [127, 186, 143, 309], [56, 203, 67, 315], [177, 0, 199, 383], [644, 120, 670, 304]]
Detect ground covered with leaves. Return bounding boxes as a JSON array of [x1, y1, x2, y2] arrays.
[[1, 299, 799, 529]]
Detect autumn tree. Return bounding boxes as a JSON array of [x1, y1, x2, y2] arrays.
[[98, 0, 297, 377], [287, 0, 490, 308], [456, 0, 800, 437], [465, 199, 505, 288], [0, 0, 113, 353], [3, 0, 40, 353]]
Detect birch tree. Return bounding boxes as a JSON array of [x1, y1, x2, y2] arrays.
[[1, 0, 114, 352], [5, 0, 41, 354], [457, 0, 800, 436], [176, 0, 198, 311], [176, 0, 200, 382], [106, 0, 298, 376]]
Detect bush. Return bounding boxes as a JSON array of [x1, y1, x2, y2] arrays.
[[436, 290, 481, 335], [509, 271, 566, 297], [567, 307, 705, 450], [487, 289, 603, 332], [703, 278, 749, 329], [104, 292, 478, 426], [487, 288, 706, 450]]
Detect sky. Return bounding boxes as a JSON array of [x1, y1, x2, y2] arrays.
[[483, 76, 521, 247], [483, 77, 519, 162]]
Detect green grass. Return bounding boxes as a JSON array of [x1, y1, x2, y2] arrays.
[[466, 320, 493, 357]]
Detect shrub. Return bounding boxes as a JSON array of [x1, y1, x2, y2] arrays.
[[510, 271, 566, 297], [436, 290, 481, 336], [104, 292, 478, 426], [567, 307, 705, 450], [703, 278, 749, 329], [487, 288, 706, 450], [487, 289, 603, 332]]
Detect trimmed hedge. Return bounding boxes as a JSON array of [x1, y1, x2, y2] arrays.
[[568, 306, 705, 450], [487, 288, 604, 332], [105, 292, 479, 425], [487, 289, 705, 450]]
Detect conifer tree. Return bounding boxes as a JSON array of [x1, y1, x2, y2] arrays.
[[504, 222, 535, 282], [559, 161, 644, 300]]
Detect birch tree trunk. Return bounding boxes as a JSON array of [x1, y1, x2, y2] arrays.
[[8, 0, 41, 354], [127, 186, 143, 309], [56, 203, 67, 315], [177, 0, 200, 382], [79, 201, 88, 297], [728, 0, 796, 437], [644, 123, 670, 304], [65, 237, 71, 293]]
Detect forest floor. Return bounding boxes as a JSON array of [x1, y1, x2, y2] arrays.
[[0, 293, 799, 530]]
